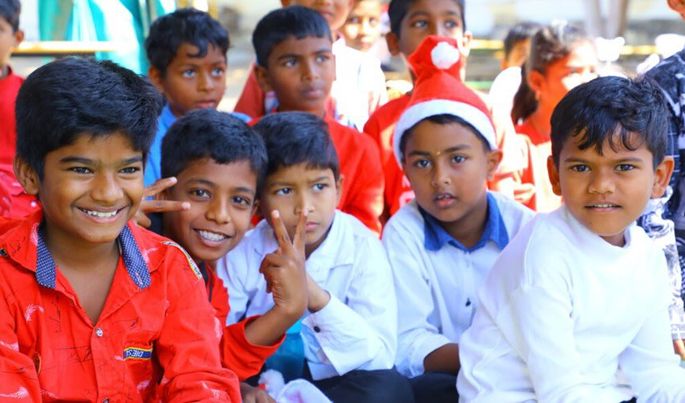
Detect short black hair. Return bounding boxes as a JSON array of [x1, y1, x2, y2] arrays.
[[503, 21, 542, 59], [145, 8, 229, 76], [0, 0, 20, 32], [252, 6, 331, 67], [399, 114, 491, 159], [253, 112, 340, 193], [15, 57, 162, 178], [161, 109, 267, 190], [388, 0, 465, 36], [551, 76, 668, 168]]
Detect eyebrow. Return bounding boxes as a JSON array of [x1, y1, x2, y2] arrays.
[[407, 145, 471, 157], [269, 175, 331, 187], [59, 156, 143, 165], [276, 48, 332, 60], [407, 10, 461, 18], [563, 156, 645, 164], [185, 178, 255, 194]]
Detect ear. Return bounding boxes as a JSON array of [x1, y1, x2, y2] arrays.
[[527, 69, 545, 97], [12, 29, 24, 48], [148, 66, 164, 93], [651, 156, 675, 199], [251, 200, 259, 218], [485, 149, 503, 180], [280, 0, 292, 6], [335, 175, 343, 205], [254, 65, 273, 94], [385, 32, 401, 56], [460, 31, 473, 58], [13, 157, 40, 196], [547, 155, 562, 196]]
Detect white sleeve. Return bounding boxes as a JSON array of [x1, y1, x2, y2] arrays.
[[215, 240, 257, 325], [383, 222, 450, 377], [301, 236, 397, 376]]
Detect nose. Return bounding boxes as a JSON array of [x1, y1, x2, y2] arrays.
[[588, 170, 615, 195], [294, 192, 315, 216], [91, 172, 123, 205], [206, 196, 231, 225], [301, 59, 320, 82], [360, 18, 373, 36], [197, 70, 216, 92], [430, 160, 451, 187]]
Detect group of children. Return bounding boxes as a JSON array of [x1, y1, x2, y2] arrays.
[[3, 0, 685, 402]]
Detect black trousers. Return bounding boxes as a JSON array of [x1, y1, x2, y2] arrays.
[[304, 367, 415, 403], [409, 372, 458, 403]]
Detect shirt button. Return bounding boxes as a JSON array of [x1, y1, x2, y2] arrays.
[[95, 328, 104, 337], [103, 399, 109, 403], [313, 326, 321, 333]]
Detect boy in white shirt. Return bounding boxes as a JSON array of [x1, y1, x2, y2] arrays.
[[216, 111, 412, 403], [382, 35, 534, 403], [457, 76, 685, 402]]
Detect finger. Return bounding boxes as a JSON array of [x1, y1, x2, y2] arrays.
[[293, 210, 307, 255], [270, 210, 293, 251], [141, 199, 190, 214], [135, 211, 152, 228], [143, 176, 178, 198]]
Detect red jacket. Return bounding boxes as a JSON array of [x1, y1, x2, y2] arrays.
[[0, 212, 241, 402]]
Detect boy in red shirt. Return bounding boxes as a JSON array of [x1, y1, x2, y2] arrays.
[[159, 108, 308, 400], [1, 57, 240, 401], [0, 0, 39, 218], [252, 6, 384, 234]]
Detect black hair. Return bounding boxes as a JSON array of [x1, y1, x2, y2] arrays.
[[161, 109, 268, 190], [550, 76, 668, 168], [511, 21, 592, 123], [388, 0, 465, 36], [252, 6, 331, 68], [502, 21, 542, 60], [0, 0, 20, 32], [252, 112, 340, 192], [15, 57, 162, 178], [145, 8, 229, 76], [399, 114, 491, 160]]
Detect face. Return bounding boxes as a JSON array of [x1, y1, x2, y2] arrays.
[[386, 0, 470, 58], [256, 36, 335, 116], [668, 0, 685, 19], [502, 39, 530, 70], [149, 42, 227, 117], [0, 17, 23, 67], [16, 133, 144, 248], [342, 0, 383, 52], [548, 133, 673, 247], [162, 159, 257, 264], [260, 164, 340, 256], [283, 0, 355, 31], [402, 120, 501, 241], [530, 41, 598, 113]]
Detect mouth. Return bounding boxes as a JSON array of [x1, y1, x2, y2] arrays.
[[584, 202, 621, 210], [78, 207, 126, 222], [433, 192, 456, 208], [195, 100, 218, 109], [195, 229, 231, 243], [301, 86, 325, 100], [305, 222, 320, 232]]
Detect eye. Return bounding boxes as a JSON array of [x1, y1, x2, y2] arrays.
[[616, 163, 636, 172], [444, 19, 460, 30], [312, 183, 328, 192], [120, 166, 141, 175], [275, 187, 292, 196], [412, 159, 431, 169], [181, 69, 196, 78], [410, 19, 428, 29], [232, 195, 252, 207], [211, 67, 225, 77], [451, 155, 466, 164], [69, 167, 92, 174], [315, 54, 331, 63], [347, 16, 361, 24], [189, 188, 211, 199], [569, 164, 590, 173], [282, 58, 297, 68]]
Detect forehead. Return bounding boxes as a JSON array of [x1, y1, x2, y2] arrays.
[[266, 163, 335, 183], [171, 42, 227, 64], [178, 158, 257, 187], [404, 0, 463, 20], [52, 132, 140, 158], [269, 35, 332, 58], [561, 130, 651, 160], [406, 119, 484, 151], [352, 0, 383, 14]]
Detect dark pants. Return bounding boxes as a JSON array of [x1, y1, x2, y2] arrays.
[[305, 367, 415, 403], [409, 372, 458, 403]]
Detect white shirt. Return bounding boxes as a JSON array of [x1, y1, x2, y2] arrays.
[[216, 210, 397, 380], [383, 192, 533, 377], [457, 206, 685, 403]]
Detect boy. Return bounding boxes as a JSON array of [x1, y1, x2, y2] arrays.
[[143, 8, 230, 186], [159, 109, 307, 399], [217, 112, 413, 403], [235, 0, 387, 131], [382, 36, 533, 403], [457, 76, 685, 402], [252, 6, 384, 233], [342, 0, 383, 53], [2, 57, 240, 401], [0, 0, 39, 218], [366, 0, 525, 220]]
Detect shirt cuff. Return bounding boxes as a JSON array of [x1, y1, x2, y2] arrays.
[[407, 333, 452, 377]]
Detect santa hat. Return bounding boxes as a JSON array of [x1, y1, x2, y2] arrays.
[[393, 35, 497, 165]]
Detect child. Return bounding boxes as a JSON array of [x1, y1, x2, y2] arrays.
[[217, 111, 413, 403], [235, 0, 387, 131], [365, 0, 521, 220], [457, 76, 685, 402], [159, 109, 307, 399], [143, 8, 230, 186], [0, 0, 39, 219], [252, 6, 384, 233], [382, 36, 533, 403], [511, 21, 598, 212], [342, 0, 383, 53], [2, 57, 240, 401]]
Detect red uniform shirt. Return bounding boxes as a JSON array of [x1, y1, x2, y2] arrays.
[[0, 213, 241, 402], [515, 120, 561, 212]]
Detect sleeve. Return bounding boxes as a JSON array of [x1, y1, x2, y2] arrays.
[[301, 236, 397, 377], [222, 316, 284, 381], [382, 220, 451, 377], [358, 55, 388, 115], [233, 65, 265, 120], [343, 136, 384, 234], [155, 249, 241, 402], [618, 250, 685, 402], [0, 280, 41, 402]]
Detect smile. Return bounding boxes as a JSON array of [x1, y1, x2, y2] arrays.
[[78, 207, 122, 218], [196, 229, 228, 242], [586, 203, 620, 208]]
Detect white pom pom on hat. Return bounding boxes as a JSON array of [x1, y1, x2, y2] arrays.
[[431, 41, 461, 70]]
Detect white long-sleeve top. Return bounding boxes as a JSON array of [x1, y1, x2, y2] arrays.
[[457, 206, 685, 403], [216, 210, 397, 380], [383, 192, 533, 377]]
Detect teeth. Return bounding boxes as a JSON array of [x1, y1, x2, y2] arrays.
[[198, 230, 227, 242], [82, 209, 118, 218], [436, 194, 452, 200], [591, 204, 615, 208]]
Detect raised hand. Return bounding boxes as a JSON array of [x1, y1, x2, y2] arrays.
[[259, 210, 308, 319], [135, 176, 190, 228]]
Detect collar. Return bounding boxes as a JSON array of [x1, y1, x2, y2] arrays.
[[159, 104, 177, 132], [420, 192, 509, 252]]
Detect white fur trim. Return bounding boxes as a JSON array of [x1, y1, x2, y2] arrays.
[[393, 100, 497, 166], [431, 42, 460, 70]]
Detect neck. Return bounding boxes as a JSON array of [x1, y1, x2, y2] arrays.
[[528, 107, 552, 140], [440, 193, 489, 249], [0, 65, 8, 79], [44, 224, 120, 272]]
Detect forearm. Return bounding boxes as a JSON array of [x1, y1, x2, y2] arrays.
[[423, 343, 460, 374], [244, 307, 300, 346]]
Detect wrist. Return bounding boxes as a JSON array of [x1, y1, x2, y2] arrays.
[[308, 289, 330, 313]]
